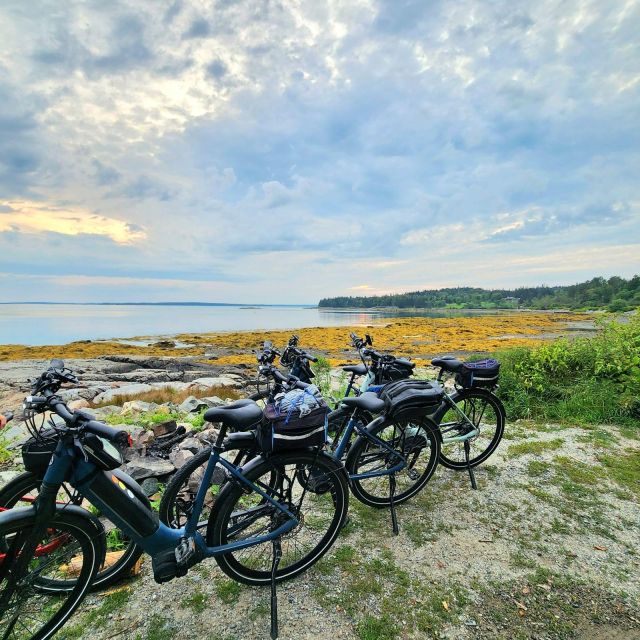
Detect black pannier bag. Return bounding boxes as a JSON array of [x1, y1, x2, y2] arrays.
[[379, 379, 444, 420], [22, 429, 58, 475], [456, 359, 500, 388], [378, 357, 415, 383], [257, 387, 329, 453]]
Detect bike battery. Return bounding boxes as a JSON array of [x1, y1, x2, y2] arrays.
[[88, 468, 159, 538]]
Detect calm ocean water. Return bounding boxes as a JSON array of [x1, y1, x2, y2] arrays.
[[0, 304, 492, 346]]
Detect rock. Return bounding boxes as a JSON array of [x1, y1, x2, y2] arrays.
[[195, 428, 218, 443], [93, 383, 154, 404], [199, 396, 226, 408], [59, 388, 86, 402], [136, 431, 155, 449], [124, 455, 174, 480], [152, 340, 176, 349], [92, 405, 122, 417], [178, 396, 210, 413], [178, 437, 201, 453], [140, 477, 159, 497], [68, 398, 90, 410], [151, 420, 177, 437], [169, 448, 194, 469], [121, 400, 155, 414], [190, 376, 242, 389]]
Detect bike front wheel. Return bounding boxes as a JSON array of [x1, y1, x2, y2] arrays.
[[0, 509, 99, 640], [346, 418, 440, 508], [0, 472, 142, 591], [208, 450, 348, 585], [433, 387, 505, 469]]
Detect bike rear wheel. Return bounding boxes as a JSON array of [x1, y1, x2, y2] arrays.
[[0, 510, 99, 640], [208, 450, 348, 585], [433, 388, 505, 469], [347, 418, 440, 508], [0, 472, 142, 591]]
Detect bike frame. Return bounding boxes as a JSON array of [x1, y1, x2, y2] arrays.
[[330, 411, 408, 480], [38, 436, 298, 562]]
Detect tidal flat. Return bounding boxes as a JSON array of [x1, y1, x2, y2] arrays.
[[0, 311, 592, 364]]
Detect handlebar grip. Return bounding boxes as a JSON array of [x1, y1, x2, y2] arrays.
[[285, 374, 310, 390], [272, 369, 289, 383], [3, 411, 14, 422], [307, 355, 318, 363], [48, 397, 76, 423], [85, 420, 131, 447]]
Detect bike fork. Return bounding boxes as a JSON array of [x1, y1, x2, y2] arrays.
[[464, 441, 477, 490], [270, 538, 282, 640], [389, 475, 399, 536]]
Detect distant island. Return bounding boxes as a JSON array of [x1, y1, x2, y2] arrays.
[[319, 275, 640, 312]]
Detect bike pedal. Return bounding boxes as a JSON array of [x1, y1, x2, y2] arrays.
[[175, 537, 201, 575]]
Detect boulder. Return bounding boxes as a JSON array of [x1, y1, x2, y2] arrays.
[[178, 437, 201, 453], [124, 455, 174, 481], [151, 420, 177, 438], [178, 396, 210, 413], [140, 477, 159, 497], [199, 396, 226, 408], [68, 398, 90, 410], [169, 448, 194, 469], [93, 384, 154, 404], [135, 430, 155, 449], [121, 400, 156, 414], [92, 405, 122, 417], [190, 376, 243, 389]]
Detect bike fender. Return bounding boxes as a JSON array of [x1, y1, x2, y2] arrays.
[[0, 504, 107, 567]]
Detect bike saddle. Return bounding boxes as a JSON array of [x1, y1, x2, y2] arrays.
[[431, 357, 464, 373], [341, 392, 386, 413], [342, 363, 367, 375], [204, 399, 263, 430]]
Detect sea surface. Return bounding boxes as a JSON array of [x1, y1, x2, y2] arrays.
[[0, 304, 506, 346]]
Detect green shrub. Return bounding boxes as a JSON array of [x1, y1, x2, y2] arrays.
[[497, 312, 640, 425]]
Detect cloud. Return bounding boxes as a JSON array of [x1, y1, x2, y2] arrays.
[[0, 200, 146, 244], [0, 0, 637, 303]]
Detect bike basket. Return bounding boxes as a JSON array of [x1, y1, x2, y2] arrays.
[[257, 390, 329, 453], [21, 429, 58, 475], [456, 359, 500, 388], [379, 379, 444, 420]]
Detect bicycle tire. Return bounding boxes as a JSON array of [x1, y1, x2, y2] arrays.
[[0, 508, 99, 640], [432, 387, 505, 469], [208, 450, 348, 585], [159, 444, 259, 531], [346, 417, 440, 508], [0, 472, 142, 591]]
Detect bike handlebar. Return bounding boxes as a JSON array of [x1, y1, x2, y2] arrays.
[[85, 420, 131, 447]]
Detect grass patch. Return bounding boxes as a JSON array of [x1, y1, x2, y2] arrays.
[[506, 438, 564, 458], [181, 590, 208, 613], [215, 578, 242, 604], [356, 614, 397, 640], [135, 614, 177, 640], [598, 450, 640, 498], [94, 385, 241, 408]]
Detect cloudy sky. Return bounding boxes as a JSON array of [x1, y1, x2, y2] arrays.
[[0, 0, 638, 304]]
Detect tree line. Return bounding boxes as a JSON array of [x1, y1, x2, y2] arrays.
[[318, 275, 640, 312]]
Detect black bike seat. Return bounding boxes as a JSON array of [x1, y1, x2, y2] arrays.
[[431, 357, 464, 373], [204, 400, 263, 430], [342, 363, 367, 375], [341, 392, 385, 413]]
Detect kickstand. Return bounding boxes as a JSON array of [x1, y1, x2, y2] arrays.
[[389, 475, 399, 535], [464, 441, 477, 490], [270, 538, 282, 640]]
